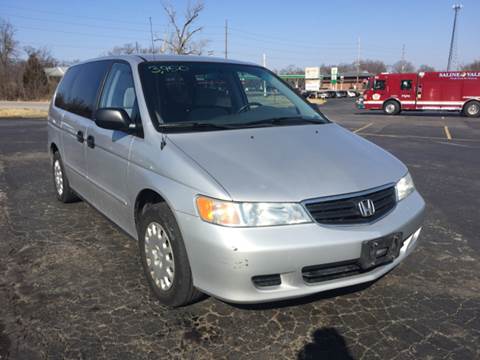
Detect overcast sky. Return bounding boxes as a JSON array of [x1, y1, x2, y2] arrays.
[[2, 0, 479, 70]]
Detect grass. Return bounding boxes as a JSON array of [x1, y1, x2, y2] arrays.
[[0, 108, 48, 119]]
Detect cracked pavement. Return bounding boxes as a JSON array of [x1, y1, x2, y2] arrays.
[[1, 100, 480, 359]]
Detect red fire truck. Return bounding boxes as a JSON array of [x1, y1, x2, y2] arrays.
[[358, 71, 480, 117]]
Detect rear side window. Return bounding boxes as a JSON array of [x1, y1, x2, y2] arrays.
[[54, 66, 80, 110], [373, 80, 385, 90], [55, 61, 111, 118]]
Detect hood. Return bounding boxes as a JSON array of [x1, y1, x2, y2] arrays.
[[168, 123, 407, 202]]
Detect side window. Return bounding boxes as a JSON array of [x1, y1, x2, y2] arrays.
[[54, 66, 80, 110], [99, 63, 138, 120], [400, 80, 412, 90], [373, 80, 385, 90], [68, 61, 111, 118]]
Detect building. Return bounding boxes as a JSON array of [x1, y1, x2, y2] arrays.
[[279, 72, 372, 91]]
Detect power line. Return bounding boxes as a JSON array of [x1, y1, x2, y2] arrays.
[[3, 13, 157, 33], [0, 4, 159, 27], [14, 25, 152, 42]]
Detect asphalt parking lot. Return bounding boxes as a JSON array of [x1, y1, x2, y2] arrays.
[[1, 98, 480, 360]]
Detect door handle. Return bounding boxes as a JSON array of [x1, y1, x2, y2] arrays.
[[76, 130, 84, 143], [87, 135, 95, 149]]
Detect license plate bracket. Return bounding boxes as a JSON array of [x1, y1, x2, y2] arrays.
[[359, 233, 403, 270]]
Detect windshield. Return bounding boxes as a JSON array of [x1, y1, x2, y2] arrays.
[[138, 61, 328, 132]]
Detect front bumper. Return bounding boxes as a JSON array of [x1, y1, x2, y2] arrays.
[[176, 191, 425, 303]]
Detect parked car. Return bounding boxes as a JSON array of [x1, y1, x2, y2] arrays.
[[48, 55, 425, 306], [323, 90, 337, 98], [347, 90, 360, 97], [335, 90, 348, 98]]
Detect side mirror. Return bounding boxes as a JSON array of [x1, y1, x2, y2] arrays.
[[95, 108, 134, 131]]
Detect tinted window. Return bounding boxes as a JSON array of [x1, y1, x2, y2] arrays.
[[69, 61, 111, 118], [99, 63, 138, 118], [400, 80, 412, 90], [55, 61, 110, 118], [54, 66, 80, 110], [373, 80, 385, 90]]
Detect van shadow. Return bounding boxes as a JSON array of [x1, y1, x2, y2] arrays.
[[229, 281, 375, 311], [297, 327, 355, 360]]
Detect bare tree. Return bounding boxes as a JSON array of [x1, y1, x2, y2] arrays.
[[23, 52, 49, 100], [160, 1, 208, 55], [0, 19, 18, 67], [278, 64, 304, 75], [359, 59, 387, 74], [24, 46, 58, 67], [461, 60, 480, 71], [418, 64, 435, 72], [391, 60, 415, 73], [109, 43, 136, 55]]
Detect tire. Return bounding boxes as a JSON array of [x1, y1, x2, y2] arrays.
[[463, 101, 480, 118], [138, 202, 202, 307], [383, 100, 401, 115], [52, 152, 79, 203]]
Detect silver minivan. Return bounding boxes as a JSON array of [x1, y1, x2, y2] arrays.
[[48, 55, 425, 306]]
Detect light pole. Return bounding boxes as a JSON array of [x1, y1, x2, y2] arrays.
[[447, 4, 462, 71]]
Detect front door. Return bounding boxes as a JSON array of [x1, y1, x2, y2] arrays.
[[86, 62, 140, 226]]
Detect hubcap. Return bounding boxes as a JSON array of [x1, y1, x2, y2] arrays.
[[385, 104, 395, 113], [144, 222, 175, 291], [468, 104, 479, 115], [54, 160, 64, 195]]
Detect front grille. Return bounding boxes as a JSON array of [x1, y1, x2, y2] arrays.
[[304, 186, 396, 225]]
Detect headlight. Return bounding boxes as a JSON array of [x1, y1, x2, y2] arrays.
[[196, 196, 312, 227], [395, 173, 415, 201]]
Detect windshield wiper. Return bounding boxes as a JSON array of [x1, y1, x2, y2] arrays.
[[229, 117, 325, 128], [157, 122, 232, 132]]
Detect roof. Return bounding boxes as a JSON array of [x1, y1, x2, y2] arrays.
[[72, 54, 257, 67]]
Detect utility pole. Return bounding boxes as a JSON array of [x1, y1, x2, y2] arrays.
[[224, 19, 228, 59], [447, 4, 462, 71], [161, 32, 167, 53], [401, 44, 406, 72], [135, 42, 139, 53], [356, 37, 361, 89], [263, 53, 267, 97], [149, 17, 155, 54]]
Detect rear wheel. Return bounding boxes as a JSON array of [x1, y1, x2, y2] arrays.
[[463, 101, 480, 118], [52, 152, 79, 203], [383, 100, 401, 115], [138, 203, 202, 307]]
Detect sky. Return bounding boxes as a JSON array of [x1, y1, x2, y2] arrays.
[[2, 0, 479, 71]]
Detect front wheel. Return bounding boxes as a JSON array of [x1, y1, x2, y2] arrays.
[[52, 152, 79, 203], [138, 203, 202, 307], [463, 101, 480, 118], [383, 100, 401, 115]]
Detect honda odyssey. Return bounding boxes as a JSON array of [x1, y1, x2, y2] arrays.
[[48, 55, 425, 306]]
